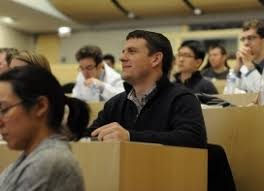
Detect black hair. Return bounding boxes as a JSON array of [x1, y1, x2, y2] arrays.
[[103, 54, 115, 65], [207, 44, 229, 68], [75, 45, 103, 66], [0, 65, 90, 140], [126, 30, 173, 77], [179, 40, 205, 61]]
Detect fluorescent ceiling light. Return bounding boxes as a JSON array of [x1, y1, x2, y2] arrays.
[[193, 8, 202, 15], [0, 16, 15, 24], [58, 26, 72, 37]]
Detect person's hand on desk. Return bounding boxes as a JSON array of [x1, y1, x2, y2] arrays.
[[91, 122, 130, 142]]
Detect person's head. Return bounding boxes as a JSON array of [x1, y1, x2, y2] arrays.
[[208, 44, 228, 69], [10, 51, 51, 72], [75, 45, 104, 79], [0, 48, 18, 74], [0, 65, 89, 153], [103, 54, 115, 68], [120, 30, 173, 85], [240, 19, 264, 59], [177, 40, 205, 73]]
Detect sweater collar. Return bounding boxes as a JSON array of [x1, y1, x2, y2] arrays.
[[124, 75, 171, 95]]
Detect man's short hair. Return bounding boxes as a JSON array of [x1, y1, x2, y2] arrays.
[[179, 40, 205, 61], [208, 44, 227, 55], [126, 30, 173, 77], [243, 19, 264, 38], [0, 48, 18, 65], [75, 45, 103, 66], [103, 54, 115, 65]]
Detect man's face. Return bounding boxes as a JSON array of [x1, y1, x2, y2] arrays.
[[79, 58, 102, 79], [240, 28, 264, 59], [176, 46, 201, 73], [0, 52, 9, 74], [208, 48, 226, 69], [120, 38, 158, 84]]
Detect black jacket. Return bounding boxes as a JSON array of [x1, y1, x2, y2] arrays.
[[174, 71, 218, 95], [91, 76, 207, 148]]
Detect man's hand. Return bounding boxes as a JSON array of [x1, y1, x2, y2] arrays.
[[91, 122, 130, 142], [235, 46, 255, 72], [84, 78, 104, 89]]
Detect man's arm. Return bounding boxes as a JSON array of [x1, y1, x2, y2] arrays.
[[91, 94, 207, 148], [128, 94, 207, 148]]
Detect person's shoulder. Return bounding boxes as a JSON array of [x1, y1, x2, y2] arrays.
[[27, 139, 76, 169], [201, 68, 214, 76], [169, 81, 194, 96], [104, 91, 127, 107]]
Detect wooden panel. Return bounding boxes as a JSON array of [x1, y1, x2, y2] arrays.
[[49, 0, 262, 23], [216, 93, 258, 106], [36, 34, 60, 65], [203, 106, 264, 191], [0, 142, 207, 191], [193, 0, 262, 12], [50, 64, 78, 85]]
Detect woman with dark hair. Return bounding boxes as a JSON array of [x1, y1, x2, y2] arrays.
[[0, 65, 89, 191]]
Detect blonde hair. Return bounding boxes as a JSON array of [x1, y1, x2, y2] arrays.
[[12, 51, 51, 72]]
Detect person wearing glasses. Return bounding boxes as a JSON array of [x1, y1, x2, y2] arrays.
[[174, 40, 218, 94], [0, 65, 89, 191], [72, 45, 124, 102], [233, 19, 264, 92]]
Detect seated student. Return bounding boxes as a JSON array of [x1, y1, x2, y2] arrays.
[[10, 50, 51, 71], [0, 48, 18, 74], [233, 19, 264, 93], [201, 44, 229, 80], [72, 45, 124, 102], [174, 40, 218, 95], [0, 65, 89, 191], [90, 30, 207, 148]]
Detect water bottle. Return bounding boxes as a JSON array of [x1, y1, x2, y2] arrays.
[[258, 68, 264, 105], [226, 69, 237, 94], [89, 82, 100, 102]]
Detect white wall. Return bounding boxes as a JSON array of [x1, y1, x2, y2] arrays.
[[0, 24, 35, 50], [60, 25, 181, 64]]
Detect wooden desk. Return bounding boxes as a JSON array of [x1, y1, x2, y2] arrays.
[[203, 106, 264, 191], [216, 93, 257, 106], [0, 142, 207, 191]]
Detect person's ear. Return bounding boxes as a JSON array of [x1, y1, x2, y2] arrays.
[[151, 52, 163, 67], [33, 96, 49, 118]]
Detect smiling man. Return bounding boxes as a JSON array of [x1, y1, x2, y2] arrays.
[[90, 30, 207, 148]]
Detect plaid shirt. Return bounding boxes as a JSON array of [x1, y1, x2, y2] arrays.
[[127, 86, 157, 116]]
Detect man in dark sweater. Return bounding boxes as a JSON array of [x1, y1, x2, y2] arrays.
[[91, 30, 207, 148]]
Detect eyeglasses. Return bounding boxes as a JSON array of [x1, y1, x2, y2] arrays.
[[240, 35, 259, 42], [78, 65, 96, 71], [176, 53, 195, 59], [0, 101, 23, 117]]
